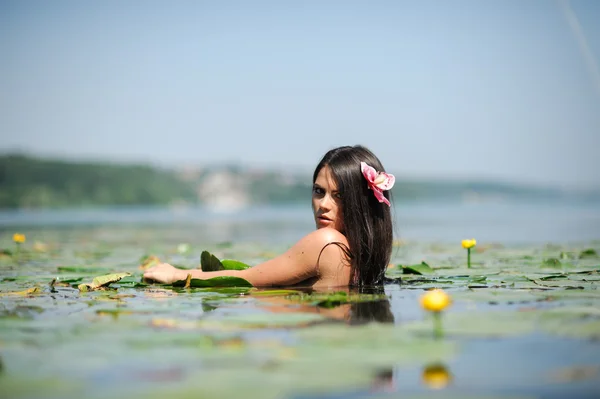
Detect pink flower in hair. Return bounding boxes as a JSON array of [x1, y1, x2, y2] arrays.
[[361, 162, 395, 206]]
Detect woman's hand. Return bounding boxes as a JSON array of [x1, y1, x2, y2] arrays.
[[143, 263, 186, 284]]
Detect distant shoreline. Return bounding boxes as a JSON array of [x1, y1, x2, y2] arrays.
[[1, 154, 598, 209]]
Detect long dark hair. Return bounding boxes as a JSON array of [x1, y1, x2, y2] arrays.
[[313, 145, 394, 286]]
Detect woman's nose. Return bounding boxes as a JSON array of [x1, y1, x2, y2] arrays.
[[319, 195, 333, 210]]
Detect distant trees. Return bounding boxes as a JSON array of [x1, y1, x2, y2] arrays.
[[0, 154, 588, 209], [0, 155, 197, 208]]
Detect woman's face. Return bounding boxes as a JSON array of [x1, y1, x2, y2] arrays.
[[312, 166, 344, 233]]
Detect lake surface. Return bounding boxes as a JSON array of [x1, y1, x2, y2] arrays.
[[1, 199, 599, 399], [2, 199, 599, 244]]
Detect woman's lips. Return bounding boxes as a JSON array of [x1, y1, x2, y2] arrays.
[[317, 216, 332, 226]]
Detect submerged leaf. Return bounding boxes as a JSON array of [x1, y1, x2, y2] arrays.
[[200, 251, 224, 272]]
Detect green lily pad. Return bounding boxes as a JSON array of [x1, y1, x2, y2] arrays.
[[402, 261, 435, 275], [221, 259, 251, 270], [200, 251, 224, 271], [0, 287, 42, 297], [172, 276, 253, 288], [77, 272, 131, 292], [541, 258, 562, 268], [579, 249, 598, 259]]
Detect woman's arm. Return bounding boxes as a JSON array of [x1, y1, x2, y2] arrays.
[[143, 227, 349, 287]]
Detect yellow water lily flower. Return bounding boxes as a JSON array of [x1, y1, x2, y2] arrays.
[[420, 289, 451, 312], [461, 238, 476, 249], [422, 363, 452, 389], [13, 233, 26, 244]]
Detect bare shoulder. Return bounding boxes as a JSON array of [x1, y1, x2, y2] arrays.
[[292, 228, 350, 278], [296, 227, 348, 252]]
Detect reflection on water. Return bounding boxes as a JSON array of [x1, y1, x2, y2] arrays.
[[371, 369, 396, 393], [421, 363, 453, 390], [247, 287, 395, 325]]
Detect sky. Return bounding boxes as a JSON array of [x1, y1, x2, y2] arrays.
[[1, 0, 599, 188]]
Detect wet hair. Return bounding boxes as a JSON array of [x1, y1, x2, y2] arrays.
[[312, 145, 394, 286]]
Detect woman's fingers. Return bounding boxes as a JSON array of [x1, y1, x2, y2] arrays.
[[143, 263, 177, 284], [143, 264, 165, 282]]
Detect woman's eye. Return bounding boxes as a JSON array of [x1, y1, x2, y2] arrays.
[[313, 187, 324, 195], [334, 192, 343, 200]]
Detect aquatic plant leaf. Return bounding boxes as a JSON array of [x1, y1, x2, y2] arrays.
[[77, 272, 131, 291], [579, 249, 598, 259], [541, 258, 562, 268], [221, 259, 251, 270], [284, 291, 388, 308], [539, 274, 568, 281], [0, 287, 41, 297], [250, 289, 302, 297], [92, 272, 132, 287], [531, 279, 587, 289], [450, 289, 547, 304], [172, 276, 252, 287], [201, 251, 224, 271], [315, 292, 350, 308], [402, 262, 435, 275]]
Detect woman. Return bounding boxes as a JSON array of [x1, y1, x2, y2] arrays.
[[143, 145, 394, 287]]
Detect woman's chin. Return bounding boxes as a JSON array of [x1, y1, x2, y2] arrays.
[[316, 219, 333, 228]]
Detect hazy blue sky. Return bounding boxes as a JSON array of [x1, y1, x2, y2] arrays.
[[1, 0, 599, 188]]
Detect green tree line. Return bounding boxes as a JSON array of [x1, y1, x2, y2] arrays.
[[2, 154, 594, 209], [0, 154, 197, 208]]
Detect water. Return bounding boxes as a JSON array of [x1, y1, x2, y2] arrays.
[[1, 199, 600, 398], [1, 199, 599, 244]]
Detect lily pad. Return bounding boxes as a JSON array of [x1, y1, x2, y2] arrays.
[[201, 251, 224, 271], [579, 249, 598, 259], [541, 258, 562, 268], [77, 272, 131, 292], [221, 259, 251, 270], [402, 262, 435, 275], [0, 287, 41, 297], [172, 276, 253, 288]]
